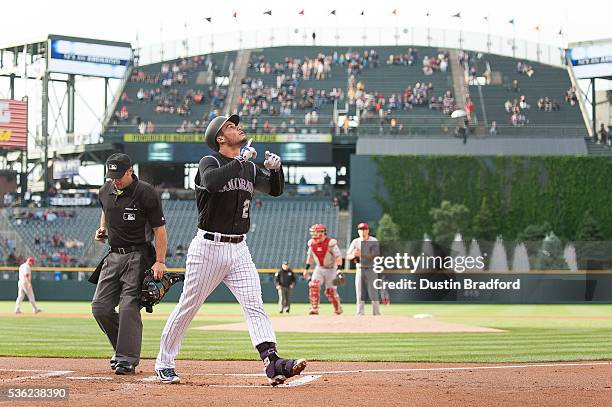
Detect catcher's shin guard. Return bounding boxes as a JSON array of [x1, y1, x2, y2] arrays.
[[325, 288, 343, 315], [308, 279, 321, 314]]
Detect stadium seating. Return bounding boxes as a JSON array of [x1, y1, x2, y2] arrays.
[[112, 52, 236, 134], [466, 52, 585, 135], [1, 198, 339, 269]]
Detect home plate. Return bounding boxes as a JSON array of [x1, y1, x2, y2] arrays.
[[210, 375, 321, 388]]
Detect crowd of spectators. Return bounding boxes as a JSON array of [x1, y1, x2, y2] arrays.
[[516, 61, 535, 77], [503, 97, 529, 126], [10, 208, 77, 224], [110, 55, 227, 133], [565, 87, 578, 106]]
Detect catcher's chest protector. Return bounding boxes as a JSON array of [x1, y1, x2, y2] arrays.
[[310, 237, 332, 266]]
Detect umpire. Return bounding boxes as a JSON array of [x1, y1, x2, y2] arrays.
[[91, 153, 167, 375], [274, 261, 296, 313]]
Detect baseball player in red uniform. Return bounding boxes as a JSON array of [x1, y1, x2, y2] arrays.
[[303, 224, 343, 315]]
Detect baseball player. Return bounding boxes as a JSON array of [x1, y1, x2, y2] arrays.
[[347, 223, 381, 316], [303, 224, 343, 315], [15, 257, 42, 314], [155, 114, 306, 386]]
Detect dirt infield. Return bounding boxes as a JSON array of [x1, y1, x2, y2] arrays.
[[0, 357, 610, 406], [195, 315, 503, 333]]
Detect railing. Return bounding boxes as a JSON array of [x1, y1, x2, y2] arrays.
[[136, 26, 566, 68], [105, 122, 587, 139]]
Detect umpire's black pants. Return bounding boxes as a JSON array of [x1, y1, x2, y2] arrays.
[[91, 251, 146, 366]]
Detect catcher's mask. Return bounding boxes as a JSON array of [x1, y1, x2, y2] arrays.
[[140, 269, 185, 313], [309, 223, 327, 239]]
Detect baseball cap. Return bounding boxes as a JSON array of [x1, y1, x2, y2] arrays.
[[105, 153, 132, 179], [27, 257, 35, 264], [204, 114, 240, 151], [282, 261, 289, 265], [357, 222, 369, 230]]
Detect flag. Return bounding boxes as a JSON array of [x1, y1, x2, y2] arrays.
[[263, 10, 272, 16], [558, 28, 563, 36], [298, 9, 304, 16], [426, 11, 430, 17], [534, 25, 540, 31], [392, 9, 397, 16], [484, 16, 488, 21], [204, 17, 212, 23], [508, 19, 515, 25], [232, 11, 237, 18], [330, 10, 336, 16], [451, 12, 461, 18], [360, 10, 364, 16]]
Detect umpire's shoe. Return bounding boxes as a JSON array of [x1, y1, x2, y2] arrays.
[[265, 358, 307, 386], [115, 362, 136, 375], [155, 368, 180, 384]]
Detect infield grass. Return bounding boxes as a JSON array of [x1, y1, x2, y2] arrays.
[[1, 302, 611, 363]]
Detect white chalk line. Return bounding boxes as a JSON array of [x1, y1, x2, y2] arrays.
[[3, 370, 74, 382], [305, 361, 612, 375], [65, 376, 113, 380], [184, 361, 612, 377]]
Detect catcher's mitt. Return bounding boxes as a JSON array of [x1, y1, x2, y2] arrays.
[[140, 270, 185, 313], [332, 272, 347, 286]]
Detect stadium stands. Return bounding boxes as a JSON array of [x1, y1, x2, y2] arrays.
[[110, 52, 236, 134], [464, 51, 586, 135], [1, 198, 339, 269]]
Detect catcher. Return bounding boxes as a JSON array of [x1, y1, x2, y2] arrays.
[[303, 224, 344, 315]]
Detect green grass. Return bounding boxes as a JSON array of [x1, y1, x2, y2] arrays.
[[2, 302, 612, 363]]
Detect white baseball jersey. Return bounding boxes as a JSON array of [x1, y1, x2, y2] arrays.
[[347, 236, 379, 267], [15, 262, 39, 312], [18, 263, 31, 282]]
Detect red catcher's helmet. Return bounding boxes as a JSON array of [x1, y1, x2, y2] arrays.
[[309, 224, 327, 234]]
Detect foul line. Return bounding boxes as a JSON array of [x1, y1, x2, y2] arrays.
[[305, 361, 612, 375]]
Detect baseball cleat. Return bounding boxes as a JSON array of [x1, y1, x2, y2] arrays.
[[114, 362, 136, 375], [35, 309, 43, 314], [155, 368, 180, 384], [308, 308, 319, 315], [266, 358, 307, 386], [110, 359, 117, 371]]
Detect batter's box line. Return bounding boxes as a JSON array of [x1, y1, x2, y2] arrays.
[[0, 369, 75, 382]]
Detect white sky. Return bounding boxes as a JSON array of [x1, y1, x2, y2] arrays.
[[1, 0, 610, 49], [1, 0, 610, 186]]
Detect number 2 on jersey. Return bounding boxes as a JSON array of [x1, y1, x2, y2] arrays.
[[242, 199, 251, 219]]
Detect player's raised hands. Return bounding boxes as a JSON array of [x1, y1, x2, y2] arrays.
[[238, 139, 257, 161], [264, 151, 282, 171]]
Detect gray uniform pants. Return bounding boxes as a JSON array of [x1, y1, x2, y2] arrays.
[[355, 266, 381, 316], [91, 251, 146, 366], [277, 286, 292, 312]]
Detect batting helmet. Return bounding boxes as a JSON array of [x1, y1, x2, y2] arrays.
[[204, 114, 240, 151], [309, 224, 327, 234]]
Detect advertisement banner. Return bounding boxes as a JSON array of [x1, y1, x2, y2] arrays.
[[0, 99, 27, 150]]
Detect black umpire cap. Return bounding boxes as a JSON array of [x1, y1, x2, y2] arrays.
[[105, 153, 132, 179], [204, 114, 240, 151]]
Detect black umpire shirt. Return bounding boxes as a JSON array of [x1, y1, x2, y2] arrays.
[[194, 153, 284, 235], [98, 175, 166, 248], [274, 268, 296, 287]]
